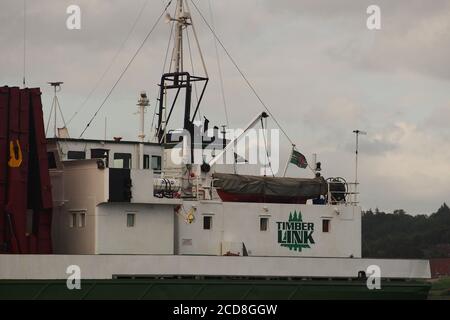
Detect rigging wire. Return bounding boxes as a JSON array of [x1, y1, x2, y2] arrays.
[[67, 0, 151, 126], [185, 28, 202, 121], [190, 0, 295, 147], [79, 0, 173, 138], [163, 13, 177, 75], [207, 0, 229, 127], [150, 8, 176, 141], [23, 0, 26, 87], [184, 0, 208, 78], [207, 0, 234, 172], [57, 96, 69, 130], [45, 102, 54, 136]]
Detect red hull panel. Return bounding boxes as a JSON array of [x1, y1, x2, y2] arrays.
[[0, 86, 53, 254], [216, 190, 308, 204], [0, 88, 9, 250], [30, 89, 53, 210], [30, 89, 53, 253], [5, 87, 27, 253]]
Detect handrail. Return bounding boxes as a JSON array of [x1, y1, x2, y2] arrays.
[[325, 181, 360, 206]]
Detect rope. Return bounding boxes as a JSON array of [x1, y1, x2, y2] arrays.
[[68, 0, 151, 126], [79, 0, 173, 138], [190, 0, 295, 146], [207, 0, 229, 127]]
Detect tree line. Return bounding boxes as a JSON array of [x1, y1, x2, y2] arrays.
[[362, 203, 450, 259]]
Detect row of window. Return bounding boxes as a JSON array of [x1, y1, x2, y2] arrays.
[[201, 216, 264, 231], [49, 149, 162, 170], [69, 213, 331, 233], [69, 212, 136, 228], [203, 216, 332, 233], [69, 211, 86, 228]]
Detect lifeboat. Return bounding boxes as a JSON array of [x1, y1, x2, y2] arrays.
[[213, 173, 328, 204]]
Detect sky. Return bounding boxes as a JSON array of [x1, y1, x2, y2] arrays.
[[1, 0, 450, 215]]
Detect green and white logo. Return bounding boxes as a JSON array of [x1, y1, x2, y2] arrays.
[[277, 211, 315, 252]]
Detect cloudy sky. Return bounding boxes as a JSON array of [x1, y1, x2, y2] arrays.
[[1, 0, 450, 214]]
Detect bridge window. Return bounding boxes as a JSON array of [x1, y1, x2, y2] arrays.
[[203, 216, 212, 230], [151, 155, 162, 172], [143, 154, 150, 169], [260, 217, 269, 231], [114, 153, 132, 169], [67, 151, 86, 160], [322, 219, 330, 233], [69, 213, 77, 228], [69, 210, 86, 228], [91, 148, 109, 167], [79, 212, 86, 228], [127, 213, 135, 228]]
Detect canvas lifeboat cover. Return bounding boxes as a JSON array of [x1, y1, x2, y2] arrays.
[[213, 173, 328, 199]]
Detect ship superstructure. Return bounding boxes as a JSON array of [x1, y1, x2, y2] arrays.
[[0, 0, 431, 299]]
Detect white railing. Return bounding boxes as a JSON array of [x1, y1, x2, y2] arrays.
[[326, 181, 359, 206]]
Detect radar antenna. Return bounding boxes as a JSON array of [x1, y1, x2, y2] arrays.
[[46, 82, 69, 138]]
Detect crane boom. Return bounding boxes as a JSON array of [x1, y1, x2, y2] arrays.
[[208, 112, 268, 167]]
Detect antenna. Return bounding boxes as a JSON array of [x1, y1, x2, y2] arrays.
[[137, 91, 150, 142], [137, 91, 150, 169], [104, 117, 107, 142], [353, 129, 367, 204], [46, 82, 69, 138]]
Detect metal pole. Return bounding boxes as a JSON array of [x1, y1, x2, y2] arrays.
[[283, 145, 295, 177], [208, 112, 268, 167], [48, 82, 63, 138], [137, 92, 149, 169], [173, 0, 184, 75], [53, 85, 57, 137], [312, 153, 317, 172], [139, 103, 145, 169], [353, 130, 366, 204], [355, 132, 358, 183]]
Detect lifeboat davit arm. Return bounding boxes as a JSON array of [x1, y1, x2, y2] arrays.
[[208, 112, 268, 167]]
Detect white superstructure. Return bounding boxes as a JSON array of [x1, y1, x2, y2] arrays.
[[46, 137, 361, 258]]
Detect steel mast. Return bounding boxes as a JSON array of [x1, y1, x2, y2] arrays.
[[352, 129, 366, 204], [137, 92, 150, 169], [172, 0, 185, 79], [46, 82, 69, 138], [157, 0, 209, 152]]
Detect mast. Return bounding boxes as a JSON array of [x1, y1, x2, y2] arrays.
[[46, 82, 69, 138], [137, 92, 149, 169], [353, 129, 366, 204], [173, 0, 185, 80], [157, 0, 209, 157]]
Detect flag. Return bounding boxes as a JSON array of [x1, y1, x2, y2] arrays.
[[290, 150, 308, 169]]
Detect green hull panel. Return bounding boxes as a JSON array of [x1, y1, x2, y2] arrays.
[[0, 279, 431, 300]]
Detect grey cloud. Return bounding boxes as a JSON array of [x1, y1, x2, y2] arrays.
[[0, 0, 449, 214], [344, 137, 398, 156], [319, 0, 450, 80]]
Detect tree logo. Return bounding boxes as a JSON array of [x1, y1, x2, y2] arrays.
[[277, 211, 315, 252]]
